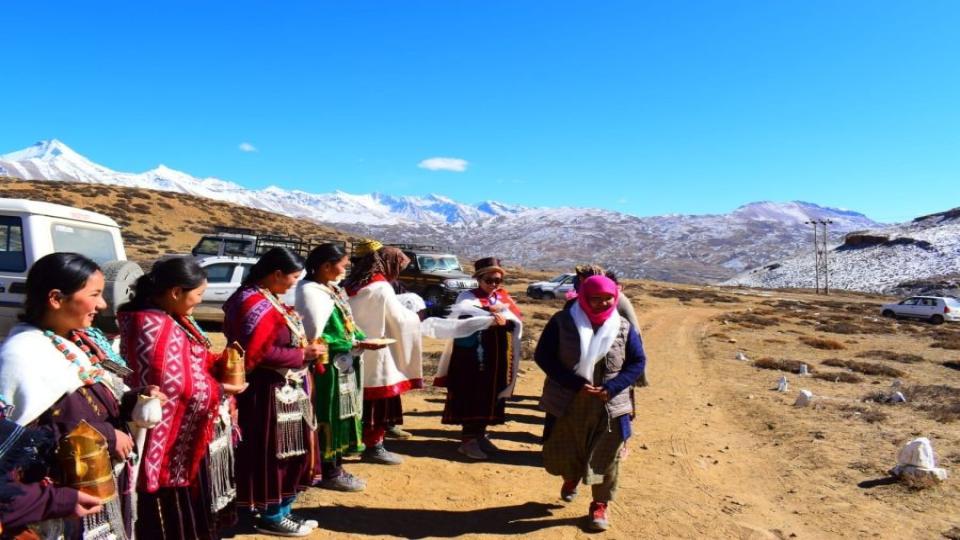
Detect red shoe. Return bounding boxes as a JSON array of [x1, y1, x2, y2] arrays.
[[561, 479, 579, 502], [588, 501, 609, 531]]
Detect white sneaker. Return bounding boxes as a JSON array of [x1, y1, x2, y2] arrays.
[[254, 516, 312, 537], [458, 439, 489, 460]]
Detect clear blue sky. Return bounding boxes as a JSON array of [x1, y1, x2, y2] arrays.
[[2, 1, 958, 222]]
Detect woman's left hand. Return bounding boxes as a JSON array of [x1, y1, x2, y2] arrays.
[[492, 313, 506, 326]]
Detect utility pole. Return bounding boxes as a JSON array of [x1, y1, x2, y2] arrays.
[[805, 220, 821, 293]]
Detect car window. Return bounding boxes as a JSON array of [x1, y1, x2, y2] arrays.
[[205, 263, 236, 283], [550, 275, 567, 283], [224, 239, 254, 256], [51, 223, 119, 265], [418, 256, 437, 270], [0, 216, 26, 272], [901, 298, 919, 305], [434, 256, 461, 271], [193, 237, 222, 256], [239, 264, 252, 283]]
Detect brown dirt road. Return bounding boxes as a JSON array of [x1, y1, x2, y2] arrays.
[[233, 301, 958, 539]]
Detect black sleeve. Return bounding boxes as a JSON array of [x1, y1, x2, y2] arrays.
[[534, 314, 587, 392]]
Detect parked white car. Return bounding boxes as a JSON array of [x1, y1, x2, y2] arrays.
[[0, 198, 142, 337], [191, 255, 299, 322], [526, 273, 576, 300], [881, 296, 960, 324]]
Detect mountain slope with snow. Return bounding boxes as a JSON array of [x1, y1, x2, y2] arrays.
[[1, 139, 885, 283], [724, 208, 960, 293]]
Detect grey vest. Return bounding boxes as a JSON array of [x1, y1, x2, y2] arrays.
[[539, 311, 633, 419]]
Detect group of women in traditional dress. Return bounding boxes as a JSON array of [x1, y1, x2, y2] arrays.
[[0, 241, 647, 537]]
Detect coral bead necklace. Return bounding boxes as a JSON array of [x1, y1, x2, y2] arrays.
[[43, 329, 105, 386]]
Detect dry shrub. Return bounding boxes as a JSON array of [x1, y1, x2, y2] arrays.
[[710, 332, 731, 340], [753, 357, 812, 373], [648, 288, 742, 304], [822, 358, 905, 378], [839, 404, 888, 424], [531, 311, 552, 321], [903, 385, 960, 423], [813, 371, 864, 383], [855, 350, 924, 364], [764, 338, 786, 344], [815, 322, 863, 335], [724, 312, 781, 329], [931, 336, 960, 350], [799, 336, 846, 350], [944, 361, 960, 371]]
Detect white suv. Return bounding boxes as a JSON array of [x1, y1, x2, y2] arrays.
[[0, 198, 142, 337], [881, 296, 960, 324], [192, 256, 298, 322]]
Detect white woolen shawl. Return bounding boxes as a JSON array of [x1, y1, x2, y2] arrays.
[[569, 303, 622, 382], [295, 281, 337, 341], [348, 281, 423, 392], [0, 324, 87, 425], [427, 290, 524, 399]]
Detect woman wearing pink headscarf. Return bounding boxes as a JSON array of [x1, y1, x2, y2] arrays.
[[534, 275, 646, 532]]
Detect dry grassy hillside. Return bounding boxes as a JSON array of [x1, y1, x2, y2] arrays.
[[0, 178, 359, 265]]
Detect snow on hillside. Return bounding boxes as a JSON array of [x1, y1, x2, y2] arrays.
[[1, 139, 886, 284], [724, 208, 960, 293]]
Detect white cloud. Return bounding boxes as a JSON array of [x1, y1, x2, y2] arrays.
[[418, 157, 468, 172], [239, 142, 257, 153]]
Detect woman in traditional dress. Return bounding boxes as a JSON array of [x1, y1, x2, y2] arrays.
[[117, 257, 245, 539], [295, 244, 386, 492], [434, 257, 523, 460], [0, 397, 104, 537], [222, 248, 323, 537], [342, 241, 423, 465], [0, 253, 165, 540], [534, 275, 647, 532]]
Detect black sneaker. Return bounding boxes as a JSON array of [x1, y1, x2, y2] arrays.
[[253, 516, 312, 537]]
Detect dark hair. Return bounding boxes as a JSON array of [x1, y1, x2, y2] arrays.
[[122, 257, 207, 311], [243, 247, 304, 286], [20, 253, 102, 326], [304, 243, 347, 282], [604, 270, 618, 284]]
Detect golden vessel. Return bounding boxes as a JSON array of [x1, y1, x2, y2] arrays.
[[56, 420, 116, 501], [221, 342, 246, 386]]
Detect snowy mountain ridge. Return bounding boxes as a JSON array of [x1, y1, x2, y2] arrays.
[[1, 139, 890, 284], [724, 207, 960, 294]]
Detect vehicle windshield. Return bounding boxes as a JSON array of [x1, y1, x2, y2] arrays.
[[417, 255, 461, 271], [51, 223, 120, 265], [550, 274, 569, 283]]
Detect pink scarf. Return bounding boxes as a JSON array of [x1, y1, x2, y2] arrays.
[[576, 275, 619, 326]]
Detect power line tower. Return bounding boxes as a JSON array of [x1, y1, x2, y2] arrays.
[[818, 219, 833, 295], [804, 219, 833, 294]]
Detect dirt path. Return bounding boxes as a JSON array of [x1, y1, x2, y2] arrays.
[[231, 304, 826, 539]]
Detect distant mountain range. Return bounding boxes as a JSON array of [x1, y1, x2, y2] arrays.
[[1, 139, 889, 283]]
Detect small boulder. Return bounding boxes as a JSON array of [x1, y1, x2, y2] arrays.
[[776, 376, 789, 393], [794, 389, 814, 407], [890, 437, 949, 487]]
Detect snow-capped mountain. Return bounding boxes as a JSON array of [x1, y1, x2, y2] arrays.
[[724, 207, 960, 294], [1, 139, 885, 283], [336, 201, 880, 283], [0, 140, 526, 225]]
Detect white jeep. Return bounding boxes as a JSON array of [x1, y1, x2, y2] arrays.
[[0, 198, 142, 337]]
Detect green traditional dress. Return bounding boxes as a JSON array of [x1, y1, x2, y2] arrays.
[[296, 280, 366, 461]]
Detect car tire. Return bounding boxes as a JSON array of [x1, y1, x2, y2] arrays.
[[881, 310, 896, 318], [930, 314, 944, 325], [528, 289, 543, 300], [543, 292, 556, 300], [98, 260, 144, 333], [423, 286, 444, 307]]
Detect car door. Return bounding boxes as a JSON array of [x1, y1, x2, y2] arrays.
[[897, 297, 922, 318], [203, 262, 240, 306], [556, 275, 576, 297]]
